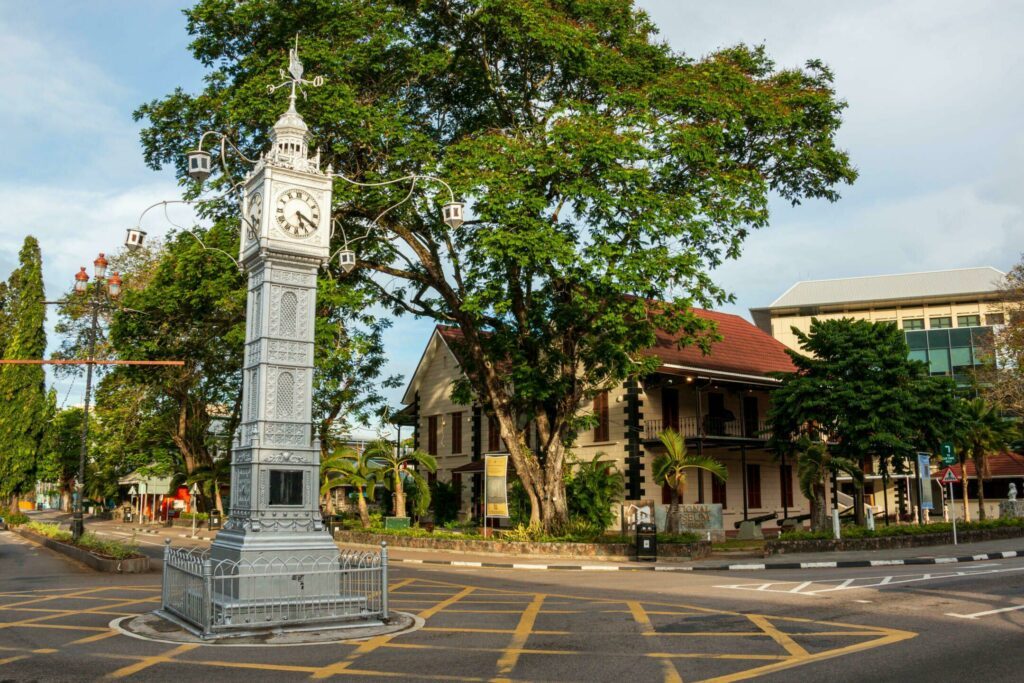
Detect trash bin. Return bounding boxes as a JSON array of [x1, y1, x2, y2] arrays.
[[208, 510, 222, 530], [124, 510, 134, 524], [325, 515, 343, 537], [635, 522, 657, 561]]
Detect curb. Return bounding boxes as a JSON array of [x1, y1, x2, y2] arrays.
[[390, 549, 1024, 572]]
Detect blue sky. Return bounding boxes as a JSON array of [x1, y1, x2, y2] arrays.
[[2, 1, 1022, 416]]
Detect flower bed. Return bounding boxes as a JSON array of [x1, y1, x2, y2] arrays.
[[15, 521, 149, 573], [767, 518, 1024, 555], [334, 529, 710, 561]]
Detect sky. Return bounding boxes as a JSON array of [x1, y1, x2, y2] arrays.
[[1, 1, 1021, 415]]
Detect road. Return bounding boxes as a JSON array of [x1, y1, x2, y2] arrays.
[[1, 529, 1021, 681]]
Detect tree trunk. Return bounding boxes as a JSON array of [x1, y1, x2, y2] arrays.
[[394, 471, 406, 519], [668, 491, 679, 534], [961, 472, 971, 523], [975, 448, 987, 521], [213, 480, 224, 514], [357, 488, 370, 528], [811, 482, 829, 532]]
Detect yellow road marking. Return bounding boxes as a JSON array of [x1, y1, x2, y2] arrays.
[[424, 626, 568, 635], [105, 643, 199, 679], [495, 593, 545, 676], [628, 601, 682, 683], [387, 578, 416, 592], [746, 615, 809, 659], [0, 655, 29, 666], [0, 586, 113, 610], [417, 586, 476, 619], [0, 594, 158, 631], [69, 630, 121, 645]]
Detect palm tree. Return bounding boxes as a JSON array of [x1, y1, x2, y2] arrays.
[[652, 429, 728, 533], [365, 439, 437, 519], [320, 446, 381, 528], [796, 439, 863, 532], [956, 398, 1015, 521], [187, 456, 230, 514]]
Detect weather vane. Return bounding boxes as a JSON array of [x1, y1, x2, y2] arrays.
[[267, 35, 325, 101]]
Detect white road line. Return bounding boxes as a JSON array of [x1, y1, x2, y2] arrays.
[[789, 581, 812, 593], [715, 565, 1024, 596], [946, 604, 1024, 620]]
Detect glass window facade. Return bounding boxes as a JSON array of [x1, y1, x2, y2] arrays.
[[929, 316, 952, 329], [902, 318, 925, 330], [905, 325, 992, 379]]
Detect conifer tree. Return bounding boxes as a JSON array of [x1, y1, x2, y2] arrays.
[[0, 236, 48, 507]]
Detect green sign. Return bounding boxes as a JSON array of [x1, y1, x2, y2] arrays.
[[940, 442, 957, 466]]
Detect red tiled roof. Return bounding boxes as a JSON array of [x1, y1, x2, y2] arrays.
[[434, 308, 795, 380], [933, 451, 1024, 479], [647, 308, 796, 377]]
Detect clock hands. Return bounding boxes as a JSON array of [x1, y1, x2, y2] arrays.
[[295, 210, 317, 234]]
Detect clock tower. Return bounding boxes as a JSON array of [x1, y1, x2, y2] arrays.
[[210, 87, 336, 566]]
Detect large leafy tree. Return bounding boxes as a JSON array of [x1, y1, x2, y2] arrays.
[[794, 439, 863, 532], [981, 255, 1024, 416], [768, 318, 956, 525], [0, 236, 48, 507], [38, 403, 83, 512], [953, 397, 1015, 521], [137, 0, 856, 530]]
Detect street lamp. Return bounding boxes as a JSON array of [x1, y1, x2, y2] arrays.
[[69, 253, 121, 542]]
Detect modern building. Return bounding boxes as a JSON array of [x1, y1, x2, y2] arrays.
[[750, 267, 1007, 381], [399, 309, 813, 533]]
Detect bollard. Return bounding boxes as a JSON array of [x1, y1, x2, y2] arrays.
[[380, 541, 389, 622], [866, 510, 875, 531], [161, 538, 171, 604], [831, 508, 841, 540]]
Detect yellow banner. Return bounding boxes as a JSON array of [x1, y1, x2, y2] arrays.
[[484, 455, 509, 518]]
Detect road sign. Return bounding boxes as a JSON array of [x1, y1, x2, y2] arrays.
[[940, 468, 961, 484], [940, 442, 957, 467]]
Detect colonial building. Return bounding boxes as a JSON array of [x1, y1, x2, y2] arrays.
[[399, 309, 812, 532]]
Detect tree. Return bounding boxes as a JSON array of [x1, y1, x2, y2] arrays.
[[651, 429, 727, 533], [567, 453, 625, 531], [38, 404, 83, 512], [767, 318, 955, 525], [363, 439, 437, 520], [0, 236, 48, 507], [185, 454, 230, 514], [320, 445, 381, 527], [137, 1, 856, 531], [795, 439, 863, 532], [954, 398, 1015, 521], [981, 255, 1024, 416]]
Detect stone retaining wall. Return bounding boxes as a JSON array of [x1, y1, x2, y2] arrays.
[[16, 529, 150, 573], [334, 530, 711, 561], [766, 525, 1024, 555]]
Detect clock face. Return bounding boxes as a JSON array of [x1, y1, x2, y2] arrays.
[[275, 189, 320, 238], [246, 193, 263, 240]]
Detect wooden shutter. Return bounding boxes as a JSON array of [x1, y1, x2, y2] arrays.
[[746, 464, 762, 509], [594, 392, 610, 442], [427, 415, 438, 455], [451, 412, 463, 454]]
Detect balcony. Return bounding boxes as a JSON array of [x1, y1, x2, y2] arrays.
[[643, 416, 773, 441]]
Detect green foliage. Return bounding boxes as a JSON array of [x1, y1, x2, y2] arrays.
[[25, 521, 72, 541], [508, 479, 532, 527], [25, 521, 142, 560], [780, 517, 1024, 542], [364, 439, 437, 519], [428, 480, 460, 525], [0, 237, 48, 505], [0, 508, 30, 525], [37, 406, 84, 510], [566, 453, 624, 530], [652, 429, 728, 501], [138, 0, 856, 531]]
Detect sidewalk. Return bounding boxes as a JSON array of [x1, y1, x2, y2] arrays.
[[34, 511, 1024, 572]]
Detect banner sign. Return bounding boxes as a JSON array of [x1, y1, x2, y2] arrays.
[[484, 455, 509, 518], [917, 452, 934, 510]]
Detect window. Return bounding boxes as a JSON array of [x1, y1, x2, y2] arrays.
[[487, 415, 501, 452], [593, 392, 610, 442], [780, 465, 794, 508], [957, 314, 981, 327], [929, 316, 952, 329], [427, 415, 438, 455], [986, 313, 1005, 326], [711, 473, 727, 508], [929, 348, 951, 375], [902, 318, 925, 330], [451, 412, 463, 454], [746, 464, 762, 509], [269, 470, 303, 506]]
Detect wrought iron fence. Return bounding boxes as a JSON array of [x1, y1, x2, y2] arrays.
[[160, 540, 388, 639], [643, 417, 773, 441]]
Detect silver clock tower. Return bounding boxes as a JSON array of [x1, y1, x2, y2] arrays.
[[210, 88, 335, 566]]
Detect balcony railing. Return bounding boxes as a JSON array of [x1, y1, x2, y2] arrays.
[[643, 416, 773, 441]]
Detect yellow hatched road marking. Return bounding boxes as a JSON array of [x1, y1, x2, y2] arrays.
[[495, 593, 545, 676], [69, 630, 122, 645], [628, 601, 682, 683], [105, 643, 199, 679], [417, 586, 476, 619], [746, 614, 809, 659]]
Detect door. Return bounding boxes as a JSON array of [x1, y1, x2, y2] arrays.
[[743, 396, 759, 437], [662, 387, 679, 432]]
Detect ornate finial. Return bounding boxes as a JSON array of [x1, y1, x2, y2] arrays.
[[267, 34, 325, 106]]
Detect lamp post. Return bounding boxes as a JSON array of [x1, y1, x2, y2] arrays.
[[69, 253, 121, 541]]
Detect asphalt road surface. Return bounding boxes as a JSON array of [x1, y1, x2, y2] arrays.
[[1, 529, 1021, 682]]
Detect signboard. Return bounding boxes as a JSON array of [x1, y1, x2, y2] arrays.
[[917, 452, 934, 510], [484, 455, 509, 518], [940, 467, 961, 484], [676, 504, 724, 533], [940, 442, 957, 467]]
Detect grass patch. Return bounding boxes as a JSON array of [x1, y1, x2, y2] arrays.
[[339, 522, 700, 545]]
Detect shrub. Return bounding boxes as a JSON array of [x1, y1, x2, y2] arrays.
[[429, 480, 460, 525], [778, 517, 1024, 542], [0, 508, 30, 525], [25, 521, 72, 541], [566, 453, 624, 530], [76, 533, 141, 560]]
